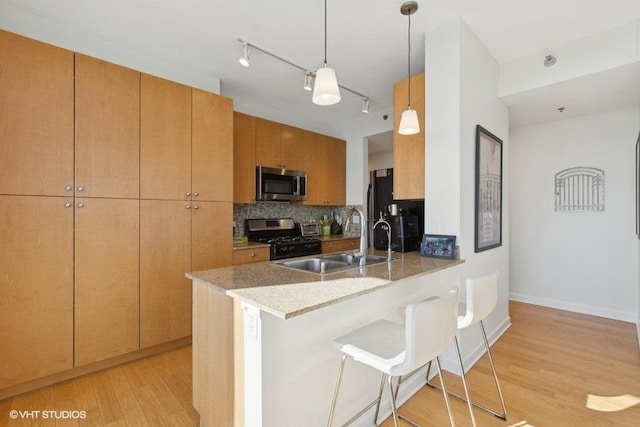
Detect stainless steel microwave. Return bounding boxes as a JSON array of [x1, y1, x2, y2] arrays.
[[256, 166, 307, 201]]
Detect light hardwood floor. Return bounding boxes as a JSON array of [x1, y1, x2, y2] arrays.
[[1, 301, 639, 426]]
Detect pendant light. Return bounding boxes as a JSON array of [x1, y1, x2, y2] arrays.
[[399, 1, 420, 135], [312, 0, 341, 105]]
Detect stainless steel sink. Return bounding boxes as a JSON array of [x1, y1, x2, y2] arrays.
[[275, 253, 393, 274], [321, 253, 389, 266]]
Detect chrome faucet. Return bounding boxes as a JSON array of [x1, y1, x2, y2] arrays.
[[372, 213, 393, 261], [344, 206, 367, 266]]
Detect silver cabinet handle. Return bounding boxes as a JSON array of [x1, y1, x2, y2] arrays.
[[251, 252, 256, 257], [64, 185, 72, 191], [65, 202, 72, 208], [186, 192, 191, 197], [186, 204, 191, 209], [77, 186, 84, 192], [193, 192, 199, 197], [193, 205, 199, 210], [77, 202, 84, 208]]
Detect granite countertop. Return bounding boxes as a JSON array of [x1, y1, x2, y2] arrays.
[[187, 249, 464, 320]]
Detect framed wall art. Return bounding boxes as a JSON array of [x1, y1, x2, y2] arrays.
[[475, 125, 503, 252]]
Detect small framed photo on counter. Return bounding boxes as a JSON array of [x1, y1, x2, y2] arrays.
[[420, 234, 456, 260]]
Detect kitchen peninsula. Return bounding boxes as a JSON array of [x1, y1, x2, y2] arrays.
[[186, 250, 463, 426]]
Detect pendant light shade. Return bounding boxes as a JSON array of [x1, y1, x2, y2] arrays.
[[312, 65, 340, 105], [399, 108, 420, 135], [312, 0, 341, 105], [399, 1, 420, 135]]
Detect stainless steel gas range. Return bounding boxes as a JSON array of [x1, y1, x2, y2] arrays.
[[245, 218, 322, 260]]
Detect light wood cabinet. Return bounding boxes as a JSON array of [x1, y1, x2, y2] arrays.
[[233, 246, 270, 265], [0, 196, 74, 389], [140, 200, 192, 348], [233, 112, 257, 203], [0, 30, 74, 197], [75, 54, 140, 199], [140, 199, 232, 348], [324, 136, 346, 205], [140, 74, 192, 200], [192, 201, 234, 270], [256, 118, 304, 170], [74, 199, 140, 366], [303, 132, 346, 206], [321, 238, 360, 254], [393, 73, 425, 200], [192, 89, 233, 202]]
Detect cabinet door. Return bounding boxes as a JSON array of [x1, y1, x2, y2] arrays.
[[281, 125, 305, 171], [324, 137, 346, 205], [75, 54, 140, 199], [192, 90, 233, 202], [233, 112, 256, 203], [255, 118, 281, 168], [140, 200, 192, 348], [192, 201, 233, 270], [302, 131, 326, 205], [141, 74, 192, 200], [393, 73, 425, 200], [0, 196, 73, 388], [74, 198, 140, 366], [0, 30, 74, 196]]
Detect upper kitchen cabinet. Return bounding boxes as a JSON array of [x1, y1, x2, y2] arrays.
[[393, 73, 425, 200], [192, 89, 233, 202], [140, 74, 192, 200], [233, 112, 257, 203], [324, 136, 346, 205], [256, 118, 304, 171], [303, 132, 346, 206], [75, 54, 140, 199], [0, 30, 74, 197]]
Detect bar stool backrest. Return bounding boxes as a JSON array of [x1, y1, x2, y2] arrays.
[[389, 289, 459, 377], [459, 271, 499, 329]]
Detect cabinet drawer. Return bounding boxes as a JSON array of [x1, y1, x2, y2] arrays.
[[233, 247, 270, 265], [321, 238, 359, 254]]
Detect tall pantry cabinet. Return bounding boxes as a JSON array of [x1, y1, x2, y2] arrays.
[[0, 29, 233, 393]]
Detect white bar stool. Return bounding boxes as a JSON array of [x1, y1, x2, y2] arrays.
[[326, 289, 472, 427], [426, 271, 507, 420]]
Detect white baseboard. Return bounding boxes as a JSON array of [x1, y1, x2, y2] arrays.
[[509, 292, 637, 323]]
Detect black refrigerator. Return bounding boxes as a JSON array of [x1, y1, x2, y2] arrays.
[[367, 169, 424, 252]]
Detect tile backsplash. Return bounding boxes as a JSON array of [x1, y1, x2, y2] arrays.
[[233, 203, 362, 237]]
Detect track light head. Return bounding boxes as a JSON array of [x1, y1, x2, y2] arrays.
[[304, 71, 313, 91], [361, 97, 370, 113], [239, 42, 250, 67]]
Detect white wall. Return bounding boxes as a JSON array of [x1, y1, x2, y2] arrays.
[[425, 19, 510, 369], [368, 150, 393, 172], [510, 107, 640, 322]]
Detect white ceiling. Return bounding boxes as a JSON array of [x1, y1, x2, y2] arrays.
[[1, 0, 639, 136]]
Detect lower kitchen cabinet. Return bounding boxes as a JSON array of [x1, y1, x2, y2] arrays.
[[140, 200, 233, 349], [140, 200, 192, 348], [233, 246, 270, 265], [74, 198, 140, 366], [321, 238, 360, 254], [0, 195, 74, 389]]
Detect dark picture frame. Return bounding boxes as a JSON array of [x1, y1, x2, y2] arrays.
[[475, 125, 503, 252], [420, 234, 456, 260]]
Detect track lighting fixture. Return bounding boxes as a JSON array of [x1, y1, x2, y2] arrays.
[[312, 0, 341, 105], [398, 1, 420, 136], [236, 38, 369, 113], [304, 71, 313, 91], [361, 97, 370, 113], [239, 42, 250, 67]]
